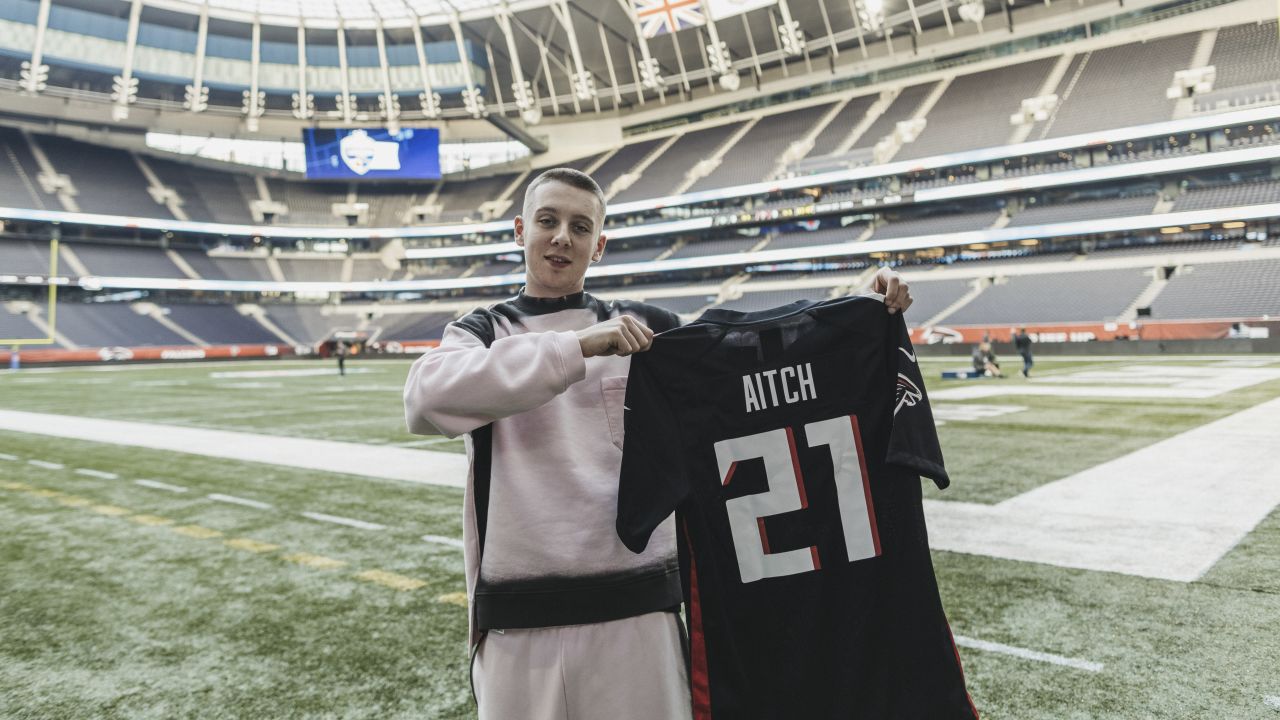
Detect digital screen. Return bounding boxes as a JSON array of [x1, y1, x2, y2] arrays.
[[303, 128, 441, 180]]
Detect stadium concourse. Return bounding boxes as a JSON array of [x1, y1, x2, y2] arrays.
[[2, 0, 1280, 716]]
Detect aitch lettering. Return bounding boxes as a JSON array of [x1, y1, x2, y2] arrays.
[[743, 362, 817, 413]]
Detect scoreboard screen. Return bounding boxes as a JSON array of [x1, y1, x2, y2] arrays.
[[303, 128, 441, 180]]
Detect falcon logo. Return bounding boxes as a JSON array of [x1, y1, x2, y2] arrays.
[[895, 373, 923, 416]]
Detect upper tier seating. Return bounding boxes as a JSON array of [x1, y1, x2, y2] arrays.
[[689, 103, 838, 191], [1040, 34, 1198, 138], [0, 127, 55, 211], [377, 312, 457, 341], [271, 179, 348, 227], [1149, 259, 1280, 319], [871, 210, 1001, 240], [666, 236, 761, 260], [613, 122, 748, 203], [1205, 21, 1280, 90], [591, 138, 666, 197], [848, 83, 939, 153], [807, 94, 879, 158], [277, 258, 344, 282], [900, 58, 1056, 160], [0, 306, 45, 341], [644, 294, 719, 314], [899, 278, 976, 325], [437, 174, 517, 223], [717, 287, 836, 312], [34, 135, 165, 218], [262, 305, 341, 344]]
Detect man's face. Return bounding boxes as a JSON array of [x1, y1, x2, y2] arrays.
[[515, 180, 606, 298]]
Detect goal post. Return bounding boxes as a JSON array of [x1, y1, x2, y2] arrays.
[[2, 236, 60, 347]]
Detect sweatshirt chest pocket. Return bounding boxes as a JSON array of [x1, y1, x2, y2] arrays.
[[600, 375, 628, 451]]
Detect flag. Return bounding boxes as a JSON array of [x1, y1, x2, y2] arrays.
[[634, 0, 706, 38]]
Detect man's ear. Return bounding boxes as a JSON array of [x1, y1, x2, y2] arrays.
[[592, 233, 608, 262], [514, 215, 525, 247]]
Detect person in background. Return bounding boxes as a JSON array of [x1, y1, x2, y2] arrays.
[[1013, 327, 1033, 378], [977, 334, 1003, 378], [335, 341, 347, 377]]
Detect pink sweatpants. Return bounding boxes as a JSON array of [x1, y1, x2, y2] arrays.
[[472, 611, 692, 720]]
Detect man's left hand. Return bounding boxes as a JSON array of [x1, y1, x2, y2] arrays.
[[871, 267, 913, 315]]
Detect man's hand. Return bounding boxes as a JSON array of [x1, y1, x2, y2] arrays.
[[871, 267, 913, 315], [577, 315, 655, 358]]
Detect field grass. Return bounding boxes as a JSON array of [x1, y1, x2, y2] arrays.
[[2, 356, 1279, 719]]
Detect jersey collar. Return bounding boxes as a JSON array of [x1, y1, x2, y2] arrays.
[[512, 287, 592, 315]]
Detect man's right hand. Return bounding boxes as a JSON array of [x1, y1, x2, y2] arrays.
[[576, 315, 655, 358]]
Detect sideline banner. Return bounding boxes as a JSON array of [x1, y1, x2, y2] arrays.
[[0, 344, 295, 365], [911, 320, 1275, 345]]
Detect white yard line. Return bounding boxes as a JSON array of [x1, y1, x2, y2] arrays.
[[28, 459, 63, 470], [926, 395, 1280, 582], [0, 452, 17, 461], [0, 409, 467, 489], [134, 479, 190, 493], [301, 512, 386, 531], [1263, 695, 1280, 709], [931, 365, 1280, 401], [954, 635, 1103, 672], [208, 493, 273, 510], [421, 534, 465, 549], [74, 468, 119, 480], [210, 367, 376, 379]]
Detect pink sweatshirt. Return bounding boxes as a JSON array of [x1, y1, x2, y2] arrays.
[[403, 290, 683, 644]]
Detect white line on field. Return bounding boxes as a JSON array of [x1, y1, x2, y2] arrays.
[[1264, 695, 1280, 709], [301, 512, 386, 531], [0, 452, 17, 461], [134, 479, 190, 493], [208, 493, 273, 510], [28, 459, 63, 470], [75, 468, 119, 480], [953, 635, 1103, 672], [421, 535, 465, 549]]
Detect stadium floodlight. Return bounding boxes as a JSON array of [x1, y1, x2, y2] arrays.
[[185, 83, 210, 113], [638, 57, 664, 90], [719, 72, 741, 91], [854, 0, 885, 32], [957, 0, 985, 24], [242, 88, 266, 132], [111, 75, 139, 121], [572, 70, 597, 102], [521, 105, 544, 125], [291, 91, 315, 120], [19, 60, 49, 94], [420, 91, 442, 119], [1167, 66, 1217, 99], [461, 86, 487, 118]]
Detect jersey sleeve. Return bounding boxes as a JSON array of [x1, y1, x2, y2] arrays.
[[616, 351, 692, 554], [885, 316, 950, 488]]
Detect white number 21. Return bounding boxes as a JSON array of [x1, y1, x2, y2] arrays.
[[714, 415, 880, 584]]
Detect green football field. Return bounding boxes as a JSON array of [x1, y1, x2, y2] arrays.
[[2, 356, 1279, 719]]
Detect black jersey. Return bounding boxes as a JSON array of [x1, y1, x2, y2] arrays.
[[617, 296, 978, 720]]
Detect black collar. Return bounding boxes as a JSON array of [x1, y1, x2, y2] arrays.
[[511, 287, 593, 315]]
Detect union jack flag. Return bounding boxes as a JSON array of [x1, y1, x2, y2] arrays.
[[634, 0, 707, 38]]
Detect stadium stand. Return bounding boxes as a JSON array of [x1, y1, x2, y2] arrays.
[[357, 184, 421, 227], [644, 294, 720, 314], [900, 58, 1056, 160], [942, 268, 1153, 324], [688, 102, 839, 190], [206, 255, 274, 282], [898, 278, 978, 324], [161, 162, 256, 225], [587, 139, 664, 198], [163, 304, 280, 344], [1008, 194, 1158, 226], [262, 305, 342, 344], [871, 209, 1002, 239], [437, 174, 518, 222], [0, 127, 54, 210], [719, 287, 836, 312], [1173, 178, 1280, 210], [0, 239, 53, 275], [0, 306, 45, 341], [1039, 33, 1198, 137], [1149, 259, 1280, 319], [70, 244, 187, 278], [269, 179, 348, 227], [850, 82, 938, 151], [1194, 20, 1280, 111], [34, 135, 164, 217], [666, 236, 761, 259], [376, 311, 458, 341], [612, 122, 749, 202], [53, 303, 187, 347], [598, 244, 669, 265], [277, 258, 344, 282], [806, 94, 880, 158], [766, 225, 867, 250], [470, 259, 523, 276], [350, 259, 391, 281]]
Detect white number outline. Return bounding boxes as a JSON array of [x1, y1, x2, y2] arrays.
[[714, 414, 880, 584]]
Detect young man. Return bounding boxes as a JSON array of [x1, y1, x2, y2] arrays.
[[403, 168, 913, 719]]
